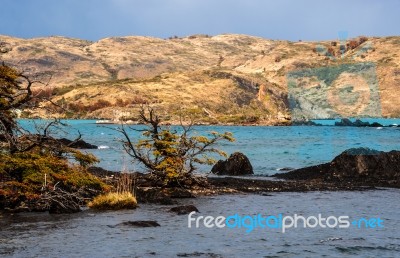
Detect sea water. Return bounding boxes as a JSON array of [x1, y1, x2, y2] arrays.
[[17, 119, 400, 174], [1, 119, 399, 257]]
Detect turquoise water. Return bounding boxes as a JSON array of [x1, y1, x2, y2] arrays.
[[18, 119, 400, 174]]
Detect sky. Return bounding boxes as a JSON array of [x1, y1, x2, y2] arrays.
[[1, 0, 399, 41]]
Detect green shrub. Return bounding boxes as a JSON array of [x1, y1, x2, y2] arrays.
[[0, 152, 108, 196]]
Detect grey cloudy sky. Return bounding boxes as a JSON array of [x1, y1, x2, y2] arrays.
[[1, 0, 399, 41]]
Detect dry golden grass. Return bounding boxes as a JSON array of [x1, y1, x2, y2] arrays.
[[49, 70, 285, 124], [1, 34, 400, 120], [88, 192, 137, 210]]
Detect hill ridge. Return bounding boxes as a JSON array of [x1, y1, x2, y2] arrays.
[[1, 34, 399, 123]]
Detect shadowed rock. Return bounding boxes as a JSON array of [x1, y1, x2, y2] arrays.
[[211, 152, 253, 176], [58, 138, 98, 149], [334, 119, 383, 127], [370, 122, 384, 127], [291, 120, 321, 126], [274, 148, 400, 187], [177, 252, 223, 257], [116, 221, 160, 227]]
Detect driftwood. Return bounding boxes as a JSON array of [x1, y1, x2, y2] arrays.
[[40, 187, 85, 214]]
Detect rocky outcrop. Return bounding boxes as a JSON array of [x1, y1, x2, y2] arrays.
[[291, 120, 322, 126], [59, 138, 98, 149], [334, 119, 383, 127], [274, 148, 400, 187], [211, 152, 253, 176]]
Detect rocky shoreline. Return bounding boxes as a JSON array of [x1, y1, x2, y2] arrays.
[[2, 147, 399, 213], [273, 147, 400, 188], [87, 146, 400, 206]]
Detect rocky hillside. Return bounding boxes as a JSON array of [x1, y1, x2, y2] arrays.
[[1, 34, 399, 124]]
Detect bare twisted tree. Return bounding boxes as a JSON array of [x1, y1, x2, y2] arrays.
[[115, 105, 235, 186]]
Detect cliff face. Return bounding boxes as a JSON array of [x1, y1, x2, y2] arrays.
[[1, 34, 399, 123]]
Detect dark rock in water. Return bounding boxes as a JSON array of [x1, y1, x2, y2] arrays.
[[334, 118, 354, 126], [334, 118, 370, 127], [177, 252, 223, 257], [292, 120, 321, 126], [274, 147, 400, 187], [211, 152, 253, 176], [353, 119, 370, 127], [169, 205, 199, 215], [334, 119, 383, 128], [58, 138, 98, 149], [370, 122, 383, 127], [116, 221, 160, 227]]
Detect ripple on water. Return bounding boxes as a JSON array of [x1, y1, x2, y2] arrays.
[[0, 191, 399, 257]]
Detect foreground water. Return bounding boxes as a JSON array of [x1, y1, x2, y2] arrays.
[[3, 119, 400, 257], [1, 189, 399, 257]]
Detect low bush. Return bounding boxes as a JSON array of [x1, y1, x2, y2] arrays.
[[0, 152, 108, 198]]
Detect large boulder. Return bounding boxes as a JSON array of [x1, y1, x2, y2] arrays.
[[211, 152, 253, 176], [274, 148, 400, 187]]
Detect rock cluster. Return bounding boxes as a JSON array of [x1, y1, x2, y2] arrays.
[[334, 118, 383, 127]]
